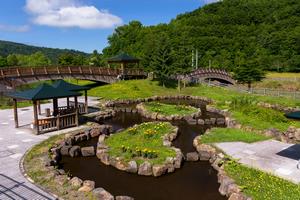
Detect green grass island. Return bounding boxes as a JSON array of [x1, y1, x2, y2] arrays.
[[96, 122, 183, 177]]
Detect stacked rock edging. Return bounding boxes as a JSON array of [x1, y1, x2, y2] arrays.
[[206, 105, 296, 143], [96, 125, 183, 177], [136, 102, 202, 122], [47, 123, 112, 167], [193, 135, 252, 200], [257, 102, 300, 114], [104, 95, 212, 108], [46, 123, 134, 199]]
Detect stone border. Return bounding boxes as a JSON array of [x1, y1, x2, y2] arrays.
[[96, 123, 183, 177], [136, 102, 201, 122], [193, 134, 252, 200], [41, 123, 134, 200], [104, 95, 213, 108], [258, 102, 300, 114], [206, 105, 299, 143]]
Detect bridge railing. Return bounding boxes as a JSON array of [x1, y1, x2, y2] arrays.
[[0, 66, 147, 79]]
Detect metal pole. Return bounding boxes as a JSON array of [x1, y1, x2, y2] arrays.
[[13, 99, 18, 128]]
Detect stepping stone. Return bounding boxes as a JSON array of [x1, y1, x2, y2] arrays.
[[22, 139, 33, 143], [275, 168, 293, 175], [9, 153, 22, 159], [243, 150, 255, 155], [7, 145, 19, 149]]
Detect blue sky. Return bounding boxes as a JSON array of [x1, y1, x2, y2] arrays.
[[0, 0, 214, 53]]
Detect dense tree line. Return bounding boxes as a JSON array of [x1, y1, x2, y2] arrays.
[[102, 0, 300, 74], [0, 40, 89, 64], [0, 50, 105, 67]]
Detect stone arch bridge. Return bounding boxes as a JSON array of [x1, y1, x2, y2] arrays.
[[178, 68, 235, 85], [0, 66, 148, 90]]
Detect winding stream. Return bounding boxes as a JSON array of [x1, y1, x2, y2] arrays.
[[60, 101, 226, 200]]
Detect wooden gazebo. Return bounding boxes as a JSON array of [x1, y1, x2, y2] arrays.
[[107, 53, 140, 74], [52, 80, 90, 114], [6, 83, 82, 134]]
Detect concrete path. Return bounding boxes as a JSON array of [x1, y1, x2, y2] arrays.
[[216, 140, 300, 184], [0, 97, 99, 200]]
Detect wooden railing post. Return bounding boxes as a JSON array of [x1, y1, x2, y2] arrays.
[[57, 115, 60, 130], [75, 109, 79, 127]]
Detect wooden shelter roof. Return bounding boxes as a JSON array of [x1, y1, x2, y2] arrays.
[[107, 53, 140, 63], [6, 83, 81, 101], [52, 80, 90, 91]]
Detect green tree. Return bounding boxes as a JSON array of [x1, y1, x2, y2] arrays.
[[7, 54, 18, 66], [233, 60, 266, 90], [0, 56, 7, 67], [58, 53, 75, 66], [150, 34, 175, 86]]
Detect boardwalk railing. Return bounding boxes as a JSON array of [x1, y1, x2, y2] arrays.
[[0, 66, 147, 79], [37, 112, 78, 134]]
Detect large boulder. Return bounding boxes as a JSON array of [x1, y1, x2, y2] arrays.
[[93, 188, 114, 200], [228, 193, 250, 200], [60, 145, 72, 156], [174, 148, 183, 168], [78, 180, 95, 192], [195, 144, 216, 161], [69, 146, 81, 157], [186, 152, 199, 162], [70, 177, 83, 187], [81, 146, 95, 157], [126, 161, 138, 173], [152, 164, 167, 177], [138, 161, 153, 176]]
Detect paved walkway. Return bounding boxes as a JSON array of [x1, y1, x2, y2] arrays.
[[216, 140, 300, 184], [0, 97, 99, 200]]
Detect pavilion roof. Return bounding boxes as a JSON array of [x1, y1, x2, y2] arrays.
[[6, 83, 81, 101], [52, 80, 90, 91], [107, 53, 140, 63], [285, 111, 300, 120]]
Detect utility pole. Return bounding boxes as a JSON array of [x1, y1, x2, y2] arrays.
[[192, 50, 194, 68], [195, 49, 198, 69]]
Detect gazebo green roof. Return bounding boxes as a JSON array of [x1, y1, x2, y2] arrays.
[[107, 53, 140, 63], [285, 111, 300, 120], [52, 80, 90, 91], [6, 83, 81, 101]]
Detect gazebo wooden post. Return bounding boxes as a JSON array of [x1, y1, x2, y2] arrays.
[[53, 98, 58, 116], [33, 100, 39, 134], [67, 97, 70, 108], [121, 62, 125, 75], [84, 90, 88, 113], [13, 99, 19, 128], [37, 100, 41, 115], [74, 96, 79, 126]]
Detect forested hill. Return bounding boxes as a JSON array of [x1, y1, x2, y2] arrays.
[[0, 40, 88, 63], [103, 0, 300, 72]]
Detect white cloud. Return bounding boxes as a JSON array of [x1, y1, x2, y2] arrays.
[[203, 0, 220, 4], [0, 24, 30, 32], [25, 0, 122, 29]]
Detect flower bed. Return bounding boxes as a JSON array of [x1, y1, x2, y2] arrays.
[[136, 102, 201, 121], [96, 122, 183, 177]]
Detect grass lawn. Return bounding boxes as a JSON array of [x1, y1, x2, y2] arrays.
[[200, 128, 270, 144], [225, 161, 300, 200], [24, 130, 94, 200], [143, 102, 199, 116], [105, 122, 177, 165], [267, 72, 300, 78]]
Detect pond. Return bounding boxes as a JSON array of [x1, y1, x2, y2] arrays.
[[60, 102, 226, 200]]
